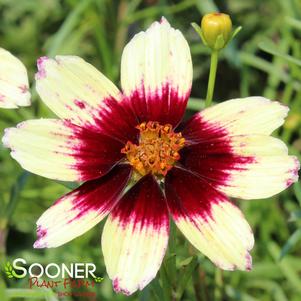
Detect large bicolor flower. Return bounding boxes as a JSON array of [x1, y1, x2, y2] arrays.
[[2, 18, 299, 295], [0, 48, 31, 108]]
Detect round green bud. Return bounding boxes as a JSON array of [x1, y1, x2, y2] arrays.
[[201, 13, 232, 50]]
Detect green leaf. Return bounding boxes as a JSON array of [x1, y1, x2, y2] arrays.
[[46, 0, 95, 56], [6, 172, 29, 220], [0, 281, 7, 301], [160, 264, 172, 301], [54, 180, 79, 190], [279, 228, 301, 260], [225, 285, 257, 301], [239, 52, 301, 91], [150, 279, 165, 301], [288, 210, 301, 222], [164, 253, 176, 286], [231, 26, 242, 40], [214, 34, 225, 49], [191, 22, 208, 46], [175, 256, 198, 300], [268, 242, 301, 292], [195, 0, 219, 14], [259, 41, 301, 67], [293, 182, 301, 206], [285, 16, 301, 31], [243, 280, 288, 301]]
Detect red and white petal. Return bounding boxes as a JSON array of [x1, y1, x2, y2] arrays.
[[166, 168, 254, 271], [36, 55, 121, 119], [36, 56, 138, 143], [183, 97, 288, 141], [121, 17, 192, 126], [34, 165, 131, 248], [181, 135, 299, 199], [102, 175, 169, 295], [2, 119, 124, 181], [0, 48, 30, 108]]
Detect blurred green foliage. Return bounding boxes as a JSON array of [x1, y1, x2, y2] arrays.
[[0, 0, 301, 300]]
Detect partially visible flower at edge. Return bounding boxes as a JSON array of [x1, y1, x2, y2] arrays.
[[0, 48, 31, 109], [2, 17, 300, 295]]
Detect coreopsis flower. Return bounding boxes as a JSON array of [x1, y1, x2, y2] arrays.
[[0, 48, 31, 108], [2, 18, 299, 295]]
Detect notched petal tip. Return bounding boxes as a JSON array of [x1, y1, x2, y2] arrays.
[[2, 122, 29, 148], [287, 156, 300, 187], [33, 240, 47, 249], [245, 253, 253, 271], [1, 128, 12, 147], [148, 16, 171, 31], [33, 225, 48, 249], [36, 56, 49, 80], [113, 278, 132, 296], [214, 250, 253, 272], [160, 16, 169, 24]]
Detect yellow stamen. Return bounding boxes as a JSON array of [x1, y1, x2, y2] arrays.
[[121, 121, 185, 177]]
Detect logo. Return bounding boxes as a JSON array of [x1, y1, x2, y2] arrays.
[[3, 258, 103, 299], [4, 261, 23, 279]]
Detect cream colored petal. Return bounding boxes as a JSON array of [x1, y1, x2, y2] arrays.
[[219, 155, 299, 200], [166, 168, 254, 271], [183, 97, 299, 199], [175, 201, 254, 271], [102, 217, 169, 295], [35, 56, 121, 128], [0, 48, 30, 108], [223, 136, 299, 199], [183, 134, 299, 199], [2, 119, 123, 181], [102, 175, 169, 295], [228, 135, 289, 156], [34, 166, 131, 248], [197, 97, 288, 136], [121, 18, 192, 125]]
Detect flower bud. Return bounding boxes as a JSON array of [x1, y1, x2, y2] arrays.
[[201, 13, 232, 50]]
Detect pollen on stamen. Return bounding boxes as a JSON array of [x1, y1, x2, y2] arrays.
[[121, 121, 185, 177]]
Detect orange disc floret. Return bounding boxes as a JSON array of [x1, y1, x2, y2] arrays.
[[121, 121, 185, 176]]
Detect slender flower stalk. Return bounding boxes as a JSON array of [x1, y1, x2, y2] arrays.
[[205, 49, 219, 106], [2, 18, 299, 296]]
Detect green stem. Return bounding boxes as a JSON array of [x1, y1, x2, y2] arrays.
[[214, 269, 223, 301], [0, 219, 8, 261], [205, 50, 219, 107]]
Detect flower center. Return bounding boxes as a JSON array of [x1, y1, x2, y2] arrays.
[[121, 121, 185, 177]]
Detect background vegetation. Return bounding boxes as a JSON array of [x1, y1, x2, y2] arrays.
[[0, 0, 301, 300]]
